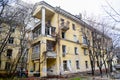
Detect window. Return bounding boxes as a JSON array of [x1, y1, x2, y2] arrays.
[[10, 27, 15, 32], [62, 32, 65, 39], [61, 18, 64, 26], [63, 60, 68, 71], [5, 62, 10, 70], [73, 35, 77, 42], [84, 48, 87, 55], [76, 60, 80, 69], [46, 27, 52, 35], [8, 37, 14, 44], [7, 49, 12, 58], [83, 37, 87, 44], [66, 21, 70, 27], [72, 24, 75, 30], [81, 28, 83, 32], [87, 30, 89, 35], [85, 61, 88, 68], [62, 45, 66, 55], [75, 47, 78, 55], [33, 44, 39, 54], [51, 27, 56, 35]]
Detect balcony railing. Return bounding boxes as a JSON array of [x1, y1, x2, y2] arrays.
[[31, 53, 40, 60]]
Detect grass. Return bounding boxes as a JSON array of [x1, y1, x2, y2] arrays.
[[70, 77, 81, 80]]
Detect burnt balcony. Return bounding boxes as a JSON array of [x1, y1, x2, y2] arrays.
[[31, 53, 40, 60]]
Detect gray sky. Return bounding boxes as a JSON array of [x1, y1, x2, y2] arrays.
[[22, 0, 120, 31], [22, 0, 120, 16]]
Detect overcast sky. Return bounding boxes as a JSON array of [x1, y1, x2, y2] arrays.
[[22, 0, 120, 16], [22, 0, 120, 31]]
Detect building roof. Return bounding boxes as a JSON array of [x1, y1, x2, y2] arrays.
[[33, 1, 111, 40]]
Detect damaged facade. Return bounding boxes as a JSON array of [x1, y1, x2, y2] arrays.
[[28, 1, 112, 77]]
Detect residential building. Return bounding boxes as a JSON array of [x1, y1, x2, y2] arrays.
[[28, 1, 112, 77], [0, 23, 21, 76]]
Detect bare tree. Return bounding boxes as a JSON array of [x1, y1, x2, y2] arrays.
[[0, 0, 33, 79]]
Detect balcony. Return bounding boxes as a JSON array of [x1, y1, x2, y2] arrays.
[[81, 37, 88, 48], [32, 24, 56, 39], [31, 53, 40, 60], [46, 51, 57, 58], [61, 22, 69, 31], [81, 43, 88, 48]]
